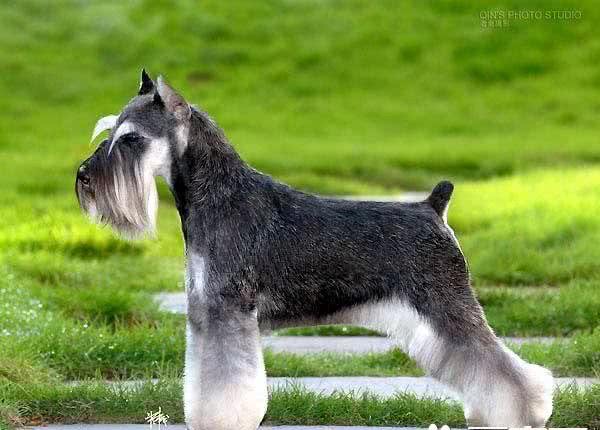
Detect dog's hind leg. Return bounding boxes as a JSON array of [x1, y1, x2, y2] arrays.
[[333, 291, 553, 427], [184, 309, 268, 430]]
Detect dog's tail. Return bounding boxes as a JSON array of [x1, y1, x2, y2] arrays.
[[426, 180, 454, 217]]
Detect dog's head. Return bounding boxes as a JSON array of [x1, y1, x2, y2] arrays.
[[76, 70, 191, 238]]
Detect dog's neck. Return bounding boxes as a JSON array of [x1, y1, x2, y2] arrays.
[[168, 109, 257, 247]]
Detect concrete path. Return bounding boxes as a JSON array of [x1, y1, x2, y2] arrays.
[[28, 426, 426, 430], [264, 336, 395, 353], [89, 376, 597, 400], [262, 335, 559, 353], [271, 376, 460, 399], [268, 376, 596, 400], [154, 292, 187, 314]]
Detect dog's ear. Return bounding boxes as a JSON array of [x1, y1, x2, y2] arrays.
[[138, 68, 155, 95], [156, 75, 191, 122]]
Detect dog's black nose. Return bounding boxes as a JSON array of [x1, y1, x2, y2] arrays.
[[77, 165, 90, 186]]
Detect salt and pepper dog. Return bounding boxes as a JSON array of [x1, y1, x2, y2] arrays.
[[76, 70, 553, 429]]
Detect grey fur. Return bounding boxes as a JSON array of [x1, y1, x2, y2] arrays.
[[76, 71, 553, 429]]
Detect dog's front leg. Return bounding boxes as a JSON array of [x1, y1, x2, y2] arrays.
[[184, 306, 268, 430]]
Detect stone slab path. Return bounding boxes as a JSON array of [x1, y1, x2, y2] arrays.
[[88, 376, 597, 401], [262, 335, 559, 353], [269, 376, 594, 399], [28, 426, 426, 430], [154, 292, 187, 314], [271, 376, 459, 399]]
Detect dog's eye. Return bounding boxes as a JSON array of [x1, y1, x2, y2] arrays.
[[120, 132, 138, 141], [119, 132, 142, 144]]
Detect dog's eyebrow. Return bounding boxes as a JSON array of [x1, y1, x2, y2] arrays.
[[91, 115, 118, 143], [108, 121, 137, 155]]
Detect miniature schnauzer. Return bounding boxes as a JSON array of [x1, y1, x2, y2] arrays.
[[76, 70, 553, 429]]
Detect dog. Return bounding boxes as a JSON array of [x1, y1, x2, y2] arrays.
[[76, 70, 553, 430]]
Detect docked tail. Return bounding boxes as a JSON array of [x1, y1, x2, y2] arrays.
[[427, 180, 454, 217]]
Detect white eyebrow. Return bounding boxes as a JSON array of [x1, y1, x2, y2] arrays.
[[108, 121, 137, 154], [90, 115, 118, 142]]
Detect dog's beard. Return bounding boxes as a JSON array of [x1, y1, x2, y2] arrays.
[[77, 146, 158, 239]]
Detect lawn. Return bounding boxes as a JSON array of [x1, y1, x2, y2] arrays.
[[1, 272, 598, 382], [2, 380, 598, 429], [1, 0, 600, 428]]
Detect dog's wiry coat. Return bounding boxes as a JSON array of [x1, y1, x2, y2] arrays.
[[76, 71, 553, 430]]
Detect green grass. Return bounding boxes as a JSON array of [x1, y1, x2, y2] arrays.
[[1, 380, 598, 429], [0, 379, 184, 427], [270, 385, 600, 428], [268, 387, 465, 427], [1, 273, 597, 380], [0, 0, 599, 341], [514, 329, 600, 377], [2, 0, 600, 426], [453, 168, 600, 286], [264, 348, 423, 378], [477, 282, 600, 336], [3, 1, 600, 191]]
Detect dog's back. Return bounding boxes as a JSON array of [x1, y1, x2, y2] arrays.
[[256, 180, 468, 329]]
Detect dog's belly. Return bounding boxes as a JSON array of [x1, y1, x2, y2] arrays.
[[256, 280, 396, 330]]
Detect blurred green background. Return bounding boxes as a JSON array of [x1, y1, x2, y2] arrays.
[[1, 2, 600, 426]]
